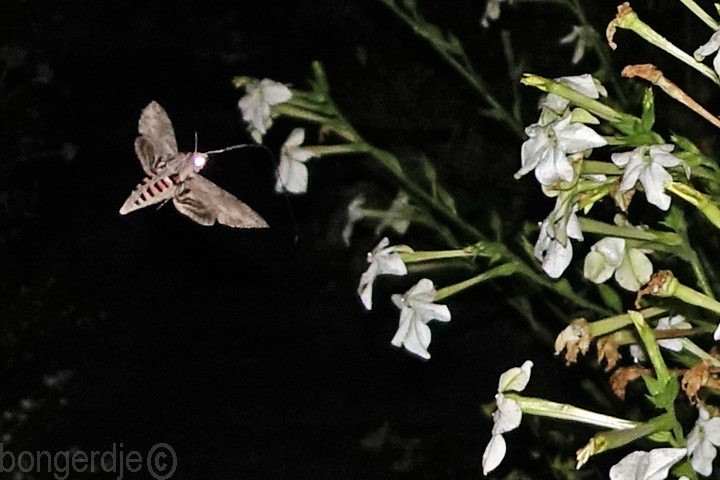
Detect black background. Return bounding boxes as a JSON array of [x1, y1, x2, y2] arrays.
[[1, 1, 707, 478]]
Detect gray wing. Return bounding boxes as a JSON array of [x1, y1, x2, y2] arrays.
[[173, 175, 269, 228], [136, 101, 179, 174]]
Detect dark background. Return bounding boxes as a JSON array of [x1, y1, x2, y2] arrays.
[[0, 1, 712, 479]]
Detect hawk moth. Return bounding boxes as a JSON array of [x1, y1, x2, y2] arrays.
[[119, 101, 268, 229]]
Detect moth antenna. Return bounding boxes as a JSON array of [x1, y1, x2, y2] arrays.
[[194, 131, 198, 153], [208, 143, 299, 245]]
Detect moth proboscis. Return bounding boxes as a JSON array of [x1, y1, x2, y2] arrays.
[[119, 101, 269, 229]]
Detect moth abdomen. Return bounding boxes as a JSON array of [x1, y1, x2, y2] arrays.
[[119, 174, 178, 215]]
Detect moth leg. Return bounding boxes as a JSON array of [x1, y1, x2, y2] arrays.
[[155, 197, 172, 210]]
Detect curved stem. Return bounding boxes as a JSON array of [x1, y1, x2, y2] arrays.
[[377, 0, 525, 138]]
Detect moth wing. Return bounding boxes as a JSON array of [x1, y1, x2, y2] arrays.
[[173, 175, 269, 229], [137, 101, 179, 172], [134, 137, 158, 176]]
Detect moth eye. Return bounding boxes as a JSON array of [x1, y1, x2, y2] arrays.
[[192, 154, 207, 169]]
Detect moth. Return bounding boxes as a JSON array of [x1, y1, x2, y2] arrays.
[[119, 101, 269, 228]]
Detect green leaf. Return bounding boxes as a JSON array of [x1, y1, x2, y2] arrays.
[[597, 284, 623, 313], [642, 374, 680, 410], [570, 108, 600, 125], [658, 206, 686, 233], [436, 185, 457, 213], [641, 87, 655, 131]]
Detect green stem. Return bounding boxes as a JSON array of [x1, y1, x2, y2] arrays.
[[510, 394, 640, 429], [667, 182, 720, 230], [521, 74, 625, 123], [435, 263, 518, 301], [377, 0, 525, 138], [304, 144, 370, 156], [576, 413, 675, 468], [400, 249, 475, 263], [609, 4, 720, 86], [581, 160, 623, 176], [681, 338, 720, 367], [677, 0, 719, 29], [589, 307, 666, 337], [579, 218, 682, 246]]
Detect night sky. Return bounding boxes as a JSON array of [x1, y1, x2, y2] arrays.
[[0, 0, 672, 478]]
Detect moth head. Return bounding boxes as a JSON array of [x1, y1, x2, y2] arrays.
[[191, 153, 208, 171]]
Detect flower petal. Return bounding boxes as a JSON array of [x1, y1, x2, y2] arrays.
[[482, 434, 507, 475], [492, 394, 522, 434], [258, 78, 292, 104], [639, 163, 672, 210], [391, 307, 432, 360], [584, 250, 616, 284], [694, 30, 720, 61], [609, 448, 687, 480], [275, 156, 308, 194], [615, 248, 653, 291], [498, 360, 534, 393], [555, 119, 607, 153]]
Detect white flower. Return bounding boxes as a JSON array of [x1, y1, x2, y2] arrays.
[[482, 360, 533, 475], [342, 195, 366, 246], [390, 279, 451, 359], [534, 198, 584, 278], [559, 26, 589, 65], [275, 128, 316, 194], [358, 237, 411, 310], [517, 115, 607, 186], [694, 29, 720, 77], [541, 74, 607, 115], [480, 0, 509, 27], [609, 448, 687, 480], [583, 237, 653, 291], [238, 78, 292, 142], [688, 406, 720, 476], [611, 145, 687, 211], [630, 315, 692, 363], [375, 191, 412, 237]]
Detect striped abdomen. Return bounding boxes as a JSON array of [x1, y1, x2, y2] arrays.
[[119, 174, 181, 214]]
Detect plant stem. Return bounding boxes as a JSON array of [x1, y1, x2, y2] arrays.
[[435, 263, 518, 301], [511, 394, 640, 429], [579, 217, 682, 246], [608, 3, 720, 86], [377, 0, 525, 138], [677, 0, 719, 29]]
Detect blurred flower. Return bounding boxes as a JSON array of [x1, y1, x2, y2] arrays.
[[517, 115, 607, 186], [358, 237, 410, 310], [482, 360, 533, 475], [375, 191, 412, 237], [688, 406, 720, 476], [534, 195, 584, 278], [342, 195, 366, 246], [390, 279, 451, 359], [238, 78, 292, 142], [583, 237, 652, 291], [609, 448, 687, 480], [629, 315, 691, 363], [275, 128, 315, 194], [611, 145, 687, 211], [481, 0, 511, 27], [559, 26, 590, 65], [540, 73, 607, 115], [694, 29, 720, 77]]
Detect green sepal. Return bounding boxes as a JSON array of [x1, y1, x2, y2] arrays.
[[642, 374, 679, 410], [571, 108, 600, 125], [640, 87, 655, 131]]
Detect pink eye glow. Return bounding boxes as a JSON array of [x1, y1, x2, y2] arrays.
[[192, 154, 207, 168]]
